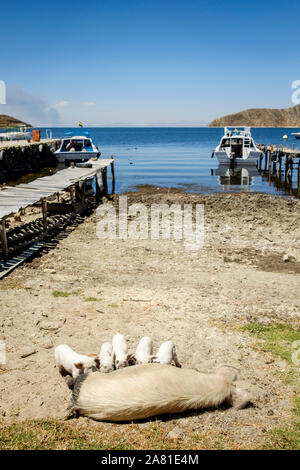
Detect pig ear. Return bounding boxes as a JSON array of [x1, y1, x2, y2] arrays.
[[75, 362, 83, 370], [94, 358, 100, 369], [150, 356, 157, 362]]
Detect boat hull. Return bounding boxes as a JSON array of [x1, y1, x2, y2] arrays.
[[55, 151, 100, 163], [214, 150, 261, 166]]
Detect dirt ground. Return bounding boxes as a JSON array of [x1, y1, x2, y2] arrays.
[[0, 190, 299, 448]]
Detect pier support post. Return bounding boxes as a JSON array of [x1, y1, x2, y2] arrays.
[[42, 199, 48, 232], [278, 155, 282, 175], [298, 160, 300, 198], [258, 153, 263, 171], [103, 167, 108, 195], [110, 155, 115, 195], [70, 184, 76, 208], [0, 219, 8, 258], [264, 149, 269, 172], [268, 150, 273, 174]]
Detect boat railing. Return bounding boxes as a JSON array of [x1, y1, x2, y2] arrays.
[[224, 126, 251, 138]]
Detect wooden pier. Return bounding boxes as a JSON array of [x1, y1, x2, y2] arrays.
[[0, 158, 114, 276], [257, 143, 300, 198]]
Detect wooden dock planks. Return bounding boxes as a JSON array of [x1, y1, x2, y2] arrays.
[[0, 160, 113, 220]]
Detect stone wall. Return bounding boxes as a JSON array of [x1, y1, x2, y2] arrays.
[[0, 143, 58, 183]]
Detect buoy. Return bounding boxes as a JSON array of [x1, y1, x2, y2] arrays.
[[283, 134, 288, 140]]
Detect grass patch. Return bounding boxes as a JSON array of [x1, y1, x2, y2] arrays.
[[52, 291, 79, 298], [261, 410, 300, 450], [0, 420, 130, 450], [52, 291, 71, 298], [242, 323, 300, 364], [0, 418, 254, 450], [242, 323, 300, 449], [84, 297, 98, 302], [0, 281, 20, 291], [108, 304, 118, 308]]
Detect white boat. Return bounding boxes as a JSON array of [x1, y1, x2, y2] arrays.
[[0, 125, 31, 141], [212, 127, 262, 165], [291, 132, 300, 139], [54, 135, 101, 163]]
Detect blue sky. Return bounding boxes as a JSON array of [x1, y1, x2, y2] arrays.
[[1, 0, 300, 126]]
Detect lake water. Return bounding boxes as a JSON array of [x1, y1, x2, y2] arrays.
[[39, 127, 300, 196]]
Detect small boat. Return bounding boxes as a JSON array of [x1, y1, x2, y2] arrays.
[[54, 134, 101, 164], [291, 132, 300, 139], [212, 127, 262, 165]]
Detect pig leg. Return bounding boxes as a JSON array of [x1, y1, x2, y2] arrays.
[[215, 365, 239, 382], [172, 347, 181, 368], [230, 387, 251, 409]]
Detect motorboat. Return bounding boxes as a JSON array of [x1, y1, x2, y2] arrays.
[[291, 132, 300, 139], [54, 134, 101, 164], [212, 127, 262, 165]]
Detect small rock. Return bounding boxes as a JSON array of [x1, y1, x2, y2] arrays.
[[267, 410, 274, 416], [39, 321, 61, 331], [20, 348, 37, 358]]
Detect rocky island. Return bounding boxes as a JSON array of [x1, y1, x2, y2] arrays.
[[209, 104, 300, 128]]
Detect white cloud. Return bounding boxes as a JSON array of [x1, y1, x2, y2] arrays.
[[0, 84, 59, 126], [81, 101, 96, 106], [55, 100, 69, 108]]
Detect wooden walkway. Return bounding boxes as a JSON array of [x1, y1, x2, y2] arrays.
[[0, 158, 114, 264], [0, 160, 113, 220]]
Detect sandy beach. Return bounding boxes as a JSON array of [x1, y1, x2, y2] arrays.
[[0, 189, 299, 449]]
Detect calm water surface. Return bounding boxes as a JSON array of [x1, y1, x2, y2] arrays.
[[39, 127, 300, 196]]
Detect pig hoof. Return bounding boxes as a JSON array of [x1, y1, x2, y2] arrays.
[[231, 387, 251, 409]]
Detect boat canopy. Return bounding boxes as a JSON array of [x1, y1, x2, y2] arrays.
[[224, 127, 251, 138]]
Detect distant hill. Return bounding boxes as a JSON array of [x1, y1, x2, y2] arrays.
[[208, 105, 300, 128], [0, 114, 32, 128]]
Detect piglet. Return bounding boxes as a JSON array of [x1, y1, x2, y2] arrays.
[[54, 344, 100, 378], [152, 340, 181, 367]]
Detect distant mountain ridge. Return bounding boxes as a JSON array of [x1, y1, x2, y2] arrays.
[[0, 114, 32, 128], [208, 105, 300, 128]]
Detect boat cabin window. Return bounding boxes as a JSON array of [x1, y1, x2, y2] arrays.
[[62, 139, 85, 151], [220, 138, 230, 147], [84, 139, 92, 147], [61, 139, 71, 150]]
